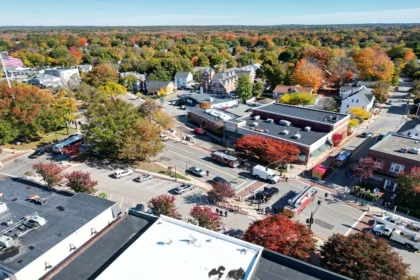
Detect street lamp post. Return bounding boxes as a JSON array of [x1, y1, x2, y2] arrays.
[[307, 200, 322, 229]]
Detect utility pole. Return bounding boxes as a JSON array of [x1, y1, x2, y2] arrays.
[[307, 199, 323, 229]]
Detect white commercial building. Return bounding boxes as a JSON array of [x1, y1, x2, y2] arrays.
[[96, 215, 263, 280], [0, 178, 120, 280], [44, 68, 80, 86]]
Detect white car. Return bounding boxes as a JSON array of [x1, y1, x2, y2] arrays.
[[113, 168, 133, 179], [160, 134, 169, 142]]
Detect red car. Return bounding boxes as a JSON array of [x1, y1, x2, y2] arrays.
[[194, 128, 206, 136]]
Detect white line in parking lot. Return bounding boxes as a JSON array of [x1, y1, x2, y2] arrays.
[[345, 211, 367, 236], [144, 180, 167, 190], [119, 197, 124, 209]]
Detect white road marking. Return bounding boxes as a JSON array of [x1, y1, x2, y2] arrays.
[[0, 172, 18, 178], [144, 180, 168, 190], [345, 211, 367, 236], [119, 197, 124, 209], [235, 181, 257, 194]]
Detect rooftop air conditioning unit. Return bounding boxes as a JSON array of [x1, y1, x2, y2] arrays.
[[281, 130, 289, 135], [253, 115, 260, 120], [250, 122, 258, 127], [266, 118, 274, 123], [407, 147, 420, 155], [292, 133, 301, 139], [304, 126, 311, 132], [264, 129, 269, 133], [279, 120, 291, 126]]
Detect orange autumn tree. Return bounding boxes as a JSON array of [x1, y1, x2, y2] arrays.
[[353, 48, 394, 83], [292, 59, 324, 92]]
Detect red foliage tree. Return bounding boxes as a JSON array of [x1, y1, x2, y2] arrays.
[[235, 135, 300, 166], [78, 36, 88, 47], [33, 162, 64, 188], [207, 181, 235, 203], [64, 170, 98, 194], [331, 133, 344, 147], [321, 233, 409, 280], [147, 194, 182, 219], [189, 205, 222, 231], [396, 167, 420, 213], [243, 214, 316, 260], [350, 156, 384, 181]]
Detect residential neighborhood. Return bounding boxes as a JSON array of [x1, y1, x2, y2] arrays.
[[1, 5, 420, 280]]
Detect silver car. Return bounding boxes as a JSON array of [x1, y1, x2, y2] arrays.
[[134, 174, 153, 183], [188, 167, 206, 177], [174, 184, 194, 194]]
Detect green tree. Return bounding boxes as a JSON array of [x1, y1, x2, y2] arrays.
[[402, 59, 420, 79], [252, 81, 264, 97], [82, 99, 140, 157], [120, 74, 138, 91], [50, 45, 68, 59], [236, 75, 253, 103]]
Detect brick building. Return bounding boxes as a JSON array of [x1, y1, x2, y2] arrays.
[[224, 103, 350, 167], [368, 133, 420, 192]]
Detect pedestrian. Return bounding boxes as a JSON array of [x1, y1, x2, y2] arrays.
[[285, 177, 288, 183], [206, 170, 209, 176], [215, 208, 219, 214], [225, 211, 228, 217], [345, 171, 348, 176]]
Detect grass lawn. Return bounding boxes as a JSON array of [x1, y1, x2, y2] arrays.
[[4, 127, 78, 150], [135, 162, 166, 173]]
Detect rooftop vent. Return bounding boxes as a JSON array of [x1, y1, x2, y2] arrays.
[[250, 122, 258, 127], [253, 115, 260, 120], [0, 202, 8, 215], [292, 133, 301, 139], [0, 235, 14, 248], [265, 118, 274, 123], [279, 120, 291, 126], [304, 126, 311, 132], [264, 129, 269, 133], [281, 130, 289, 135], [407, 147, 420, 155]]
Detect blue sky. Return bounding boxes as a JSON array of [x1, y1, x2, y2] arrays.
[[1, 0, 420, 25]]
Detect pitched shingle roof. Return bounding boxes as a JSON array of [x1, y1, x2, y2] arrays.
[[174, 71, 192, 79]]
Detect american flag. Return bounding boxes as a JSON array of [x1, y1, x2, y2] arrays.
[[0, 52, 25, 67]]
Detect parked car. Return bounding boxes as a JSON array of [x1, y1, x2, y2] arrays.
[[245, 108, 253, 113], [133, 204, 145, 212], [386, 100, 393, 105], [188, 167, 206, 177], [377, 134, 385, 141], [174, 184, 194, 194], [194, 127, 206, 136], [360, 132, 373, 138], [134, 174, 153, 183], [213, 176, 230, 186], [113, 168, 134, 179], [29, 149, 45, 159], [160, 134, 169, 142], [255, 187, 279, 201], [405, 94, 411, 98]]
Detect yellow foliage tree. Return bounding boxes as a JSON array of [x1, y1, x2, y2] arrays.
[[349, 107, 370, 120], [98, 82, 126, 98], [348, 119, 360, 129], [153, 110, 174, 129], [279, 92, 316, 106], [197, 101, 211, 109], [292, 59, 324, 92], [353, 48, 394, 83], [158, 88, 167, 96]]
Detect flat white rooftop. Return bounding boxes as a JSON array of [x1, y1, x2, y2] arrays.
[[96, 215, 263, 280]]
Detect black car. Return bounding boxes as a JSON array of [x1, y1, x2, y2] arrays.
[[213, 176, 230, 186], [377, 134, 385, 141], [359, 132, 373, 138], [29, 149, 45, 159], [133, 204, 145, 212], [255, 187, 279, 201]]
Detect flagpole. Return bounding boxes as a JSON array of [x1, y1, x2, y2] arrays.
[[0, 52, 12, 89]]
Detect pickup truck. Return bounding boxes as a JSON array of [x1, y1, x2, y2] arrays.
[[373, 225, 420, 251]]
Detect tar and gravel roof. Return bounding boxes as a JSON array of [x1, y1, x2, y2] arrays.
[[253, 103, 348, 125], [370, 133, 420, 162], [0, 178, 116, 274]]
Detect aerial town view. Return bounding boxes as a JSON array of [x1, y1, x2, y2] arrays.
[[0, 1, 420, 279]]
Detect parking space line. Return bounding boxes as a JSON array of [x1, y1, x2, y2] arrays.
[[144, 180, 167, 190], [345, 212, 367, 236]]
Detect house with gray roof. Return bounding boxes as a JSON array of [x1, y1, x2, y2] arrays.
[[27, 74, 62, 89], [174, 71, 193, 88], [340, 85, 375, 114]]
